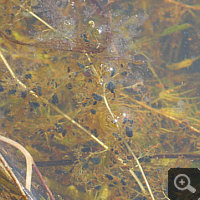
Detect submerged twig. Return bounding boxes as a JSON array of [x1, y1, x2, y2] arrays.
[[0, 135, 33, 191], [0, 153, 28, 200], [0, 134, 55, 200], [32, 163, 55, 200]]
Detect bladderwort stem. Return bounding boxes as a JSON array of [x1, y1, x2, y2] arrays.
[[84, 48, 149, 195], [103, 83, 155, 200], [0, 49, 109, 152], [85, 53, 100, 78]]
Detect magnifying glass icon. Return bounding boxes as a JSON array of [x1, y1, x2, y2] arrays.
[[174, 174, 196, 193]]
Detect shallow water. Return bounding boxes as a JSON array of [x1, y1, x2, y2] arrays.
[[0, 0, 199, 199]]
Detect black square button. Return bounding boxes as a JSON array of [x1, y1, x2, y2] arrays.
[[168, 168, 200, 200]]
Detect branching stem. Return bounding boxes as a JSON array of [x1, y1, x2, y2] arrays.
[[102, 84, 155, 200], [0, 49, 108, 151]]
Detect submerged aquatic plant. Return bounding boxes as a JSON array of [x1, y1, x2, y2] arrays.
[[0, 0, 199, 199]]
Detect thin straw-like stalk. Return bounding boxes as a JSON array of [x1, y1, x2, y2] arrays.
[[11, 0, 73, 42], [133, 96, 200, 134], [97, 6, 155, 198], [0, 135, 33, 191], [102, 84, 155, 200], [32, 163, 55, 200], [0, 134, 56, 200], [0, 49, 109, 151], [4, 1, 106, 149], [0, 153, 28, 200]]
